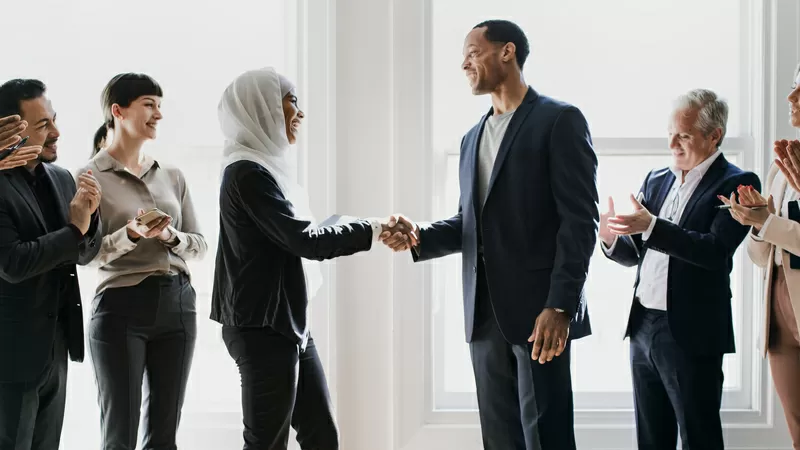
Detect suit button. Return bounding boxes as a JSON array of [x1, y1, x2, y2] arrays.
[[70, 273, 76, 277], [473, 265, 477, 273], [47, 313, 55, 318]]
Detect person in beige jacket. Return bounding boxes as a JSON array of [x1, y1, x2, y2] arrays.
[[723, 66, 800, 449]]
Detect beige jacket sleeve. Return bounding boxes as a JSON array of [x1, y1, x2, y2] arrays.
[[747, 163, 778, 268]]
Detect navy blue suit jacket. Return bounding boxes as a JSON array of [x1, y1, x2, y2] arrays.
[[605, 154, 759, 355], [413, 88, 599, 345]]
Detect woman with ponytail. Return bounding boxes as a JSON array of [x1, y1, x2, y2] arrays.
[[79, 73, 207, 449]]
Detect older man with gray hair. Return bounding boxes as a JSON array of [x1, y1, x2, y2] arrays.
[[598, 89, 760, 449]]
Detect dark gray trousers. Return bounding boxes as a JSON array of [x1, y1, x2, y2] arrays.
[[88, 274, 197, 450], [0, 323, 68, 450], [470, 260, 577, 450], [222, 326, 338, 450]]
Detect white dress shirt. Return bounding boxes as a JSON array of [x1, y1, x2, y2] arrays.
[[604, 150, 722, 310]]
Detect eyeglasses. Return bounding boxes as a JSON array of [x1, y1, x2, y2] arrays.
[[665, 185, 682, 222]]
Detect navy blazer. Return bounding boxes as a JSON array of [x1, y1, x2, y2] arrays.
[[414, 88, 599, 345], [605, 154, 760, 355], [0, 163, 101, 382]]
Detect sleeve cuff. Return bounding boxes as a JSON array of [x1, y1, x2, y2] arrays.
[[112, 226, 139, 252], [67, 224, 85, 243], [600, 237, 618, 255], [642, 214, 658, 241], [366, 218, 383, 242], [757, 214, 776, 239]]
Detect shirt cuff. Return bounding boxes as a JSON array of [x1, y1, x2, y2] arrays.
[[161, 225, 182, 249], [757, 214, 775, 239], [642, 214, 658, 241], [113, 225, 139, 251], [600, 237, 618, 255], [366, 218, 383, 242]]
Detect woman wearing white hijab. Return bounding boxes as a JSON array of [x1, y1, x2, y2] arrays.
[[211, 67, 408, 450]]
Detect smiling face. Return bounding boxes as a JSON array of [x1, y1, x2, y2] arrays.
[[18, 94, 60, 163], [668, 107, 721, 171], [114, 95, 162, 141], [461, 26, 513, 95], [282, 92, 304, 145], [788, 66, 800, 128]]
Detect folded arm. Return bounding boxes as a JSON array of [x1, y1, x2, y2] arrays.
[[645, 173, 760, 270], [0, 201, 82, 283]]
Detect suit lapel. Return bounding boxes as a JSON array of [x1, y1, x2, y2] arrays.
[[650, 171, 675, 216], [42, 164, 69, 226], [484, 87, 538, 203], [6, 170, 46, 231], [678, 155, 727, 228], [470, 114, 490, 216], [774, 172, 789, 216]]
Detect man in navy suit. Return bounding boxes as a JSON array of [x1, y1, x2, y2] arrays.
[[601, 89, 760, 449], [381, 20, 599, 450]]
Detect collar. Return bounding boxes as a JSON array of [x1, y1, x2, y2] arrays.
[[669, 148, 722, 182], [93, 149, 158, 176], [18, 161, 48, 184]]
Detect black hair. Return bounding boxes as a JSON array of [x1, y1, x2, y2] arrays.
[[0, 79, 47, 118], [473, 19, 530, 70], [92, 73, 163, 157]]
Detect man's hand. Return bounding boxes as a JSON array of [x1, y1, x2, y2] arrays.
[[75, 170, 102, 214], [775, 139, 800, 193], [0, 115, 27, 152], [127, 208, 172, 242], [528, 308, 570, 364], [607, 194, 653, 236], [0, 145, 41, 170], [379, 214, 419, 252], [599, 196, 616, 246]]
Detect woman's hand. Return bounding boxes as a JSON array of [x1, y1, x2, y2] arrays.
[[718, 188, 775, 232], [126, 208, 172, 241], [775, 139, 800, 192]]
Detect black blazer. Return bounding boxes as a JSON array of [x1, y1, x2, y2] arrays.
[[0, 163, 101, 383], [211, 161, 375, 345], [604, 154, 759, 355], [414, 88, 599, 345]]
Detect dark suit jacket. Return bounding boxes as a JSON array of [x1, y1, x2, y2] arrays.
[[413, 88, 599, 345], [0, 163, 101, 383], [604, 154, 759, 355], [211, 161, 375, 345]]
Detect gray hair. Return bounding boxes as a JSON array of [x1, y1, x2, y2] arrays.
[[673, 89, 728, 148]]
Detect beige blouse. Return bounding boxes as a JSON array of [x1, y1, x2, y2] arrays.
[[79, 150, 207, 293]]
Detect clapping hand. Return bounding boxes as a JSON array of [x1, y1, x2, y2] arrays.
[[718, 185, 775, 232], [378, 214, 419, 252], [606, 194, 654, 236], [775, 139, 800, 193]]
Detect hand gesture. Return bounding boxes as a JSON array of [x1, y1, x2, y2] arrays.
[[718, 187, 775, 232], [75, 170, 101, 214], [378, 214, 419, 251], [528, 308, 570, 364], [0, 115, 27, 151], [599, 196, 616, 246], [0, 145, 41, 170], [126, 208, 172, 241], [606, 194, 654, 236], [775, 139, 800, 193]]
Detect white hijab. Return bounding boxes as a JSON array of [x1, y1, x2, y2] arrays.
[[219, 67, 323, 302]]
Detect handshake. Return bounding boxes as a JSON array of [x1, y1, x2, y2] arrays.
[[377, 215, 420, 252]]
